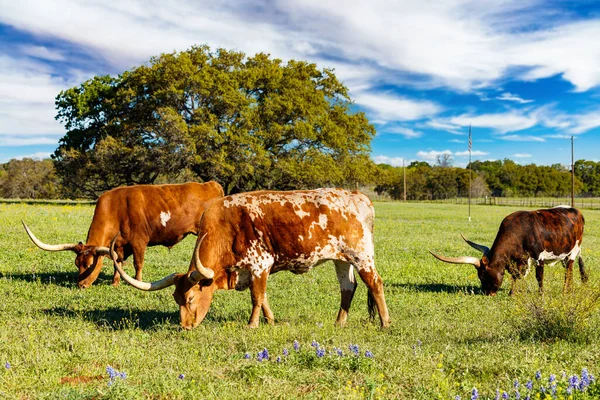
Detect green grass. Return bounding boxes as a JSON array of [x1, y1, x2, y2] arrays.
[[1, 202, 599, 399]]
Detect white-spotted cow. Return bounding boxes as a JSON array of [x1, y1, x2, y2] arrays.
[[110, 188, 391, 329], [430, 206, 587, 295], [23, 182, 224, 288]]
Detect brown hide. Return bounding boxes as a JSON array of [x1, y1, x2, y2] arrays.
[[29, 182, 224, 288]]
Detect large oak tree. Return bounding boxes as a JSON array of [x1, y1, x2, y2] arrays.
[[54, 45, 376, 197]]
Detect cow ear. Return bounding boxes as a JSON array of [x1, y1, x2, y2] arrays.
[[481, 255, 489, 269]]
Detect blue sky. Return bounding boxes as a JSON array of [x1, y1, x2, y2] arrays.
[[1, 0, 599, 167]]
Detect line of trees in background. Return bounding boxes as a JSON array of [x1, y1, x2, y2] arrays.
[[375, 158, 600, 200], [3, 156, 600, 200]]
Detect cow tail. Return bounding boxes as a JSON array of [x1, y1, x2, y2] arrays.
[[367, 290, 377, 319], [579, 256, 589, 283]]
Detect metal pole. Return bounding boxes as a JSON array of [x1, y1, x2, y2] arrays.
[[403, 159, 407, 202], [571, 136, 575, 207], [468, 124, 472, 222]]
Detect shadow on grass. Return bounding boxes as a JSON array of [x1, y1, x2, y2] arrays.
[[0, 271, 116, 287], [43, 306, 177, 330], [43, 305, 251, 330], [389, 282, 484, 294]]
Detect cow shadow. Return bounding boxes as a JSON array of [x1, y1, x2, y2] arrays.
[[43, 306, 177, 330], [0, 271, 116, 288], [389, 282, 484, 295]]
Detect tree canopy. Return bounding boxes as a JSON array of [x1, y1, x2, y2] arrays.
[[53, 45, 376, 198]]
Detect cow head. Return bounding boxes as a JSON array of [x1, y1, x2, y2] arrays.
[[430, 234, 503, 296], [109, 233, 219, 330], [22, 221, 110, 288]]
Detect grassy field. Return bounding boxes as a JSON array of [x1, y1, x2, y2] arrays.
[[1, 202, 599, 399]]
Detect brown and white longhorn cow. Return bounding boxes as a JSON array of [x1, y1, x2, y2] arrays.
[[110, 188, 391, 330], [430, 206, 587, 295], [23, 182, 224, 289]]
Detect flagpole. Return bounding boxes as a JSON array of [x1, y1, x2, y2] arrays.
[[468, 124, 472, 222]]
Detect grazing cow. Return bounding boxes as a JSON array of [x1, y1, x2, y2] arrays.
[[109, 188, 391, 330], [430, 206, 587, 296], [23, 182, 224, 289]]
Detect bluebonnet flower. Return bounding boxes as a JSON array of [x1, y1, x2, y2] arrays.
[[276, 356, 281, 363], [567, 387, 573, 395], [257, 352, 264, 362], [336, 347, 343, 357], [349, 344, 359, 356], [515, 390, 520, 399], [5, 362, 10, 369], [316, 347, 325, 358], [244, 353, 251, 359], [582, 368, 590, 387], [502, 391, 509, 400], [106, 365, 126, 386], [540, 386, 546, 393], [455, 396, 461, 400], [495, 388, 500, 400], [311, 340, 319, 348], [471, 387, 479, 400], [412, 344, 417, 356], [525, 381, 533, 391], [365, 350, 374, 358], [257, 348, 269, 361], [548, 374, 556, 384], [119, 371, 127, 379], [514, 379, 519, 389], [569, 375, 578, 389], [525, 396, 530, 400], [535, 370, 542, 380], [282, 348, 289, 357], [293, 340, 300, 351], [178, 374, 185, 379]]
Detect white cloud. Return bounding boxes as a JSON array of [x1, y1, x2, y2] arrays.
[[13, 151, 53, 160], [513, 153, 532, 158], [372, 155, 407, 167], [0, 135, 60, 146], [385, 126, 423, 139], [353, 92, 442, 122], [455, 150, 488, 157], [425, 120, 464, 134], [449, 111, 538, 133], [496, 92, 533, 104], [416, 149, 453, 162], [20, 45, 65, 61], [501, 135, 545, 142]]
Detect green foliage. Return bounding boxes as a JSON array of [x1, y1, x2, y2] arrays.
[[511, 280, 600, 343], [0, 158, 62, 199], [575, 159, 600, 196], [54, 45, 376, 197]]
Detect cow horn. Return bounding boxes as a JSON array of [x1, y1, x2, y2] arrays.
[[190, 233, 215, 283], [461, 234, 490, 255], [22, 220, 79, 252], [110, 233, 177, 291], [429, 251, 481, 268]]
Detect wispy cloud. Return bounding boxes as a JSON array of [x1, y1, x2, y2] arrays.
[[353, 92, 442, 122], [416, 149, 453, 163], [449, 111, 538, 134], [455, 150, 488, 157], [385, 126, 423, 139], [501, 135, 545, 142], [513, 153, 532, 158], [20, 45, 65, 61], [496, 92, 533, 104], [372, 155, 408, 167]]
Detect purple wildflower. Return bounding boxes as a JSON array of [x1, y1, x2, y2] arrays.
[[106, 366, 118, 380], [282, 348, 289, 357], [119, 371, 127, 379], [4, 362, 10, 369], [502, 391, 509, 400], [311, 340, 319, 348], [515, 390, 520, 399], [525, 381, 533, 391], [495, 388, 500, 400], [349, 344, 359, 356], [293, 340, 300, 351], [535, 370, 542, 380], [244, 353, 251, 359], [365, 350, 374, 358], [316, 347, 325, 358], [514, 379, 519, 389], [261, 348, 269, 360], [336, 347, 343, 357], [257, 352, 264, 362], [582, 368, 590, 387], [548, 374, 556, 384], [471, 388, 479, 400], [178, 373, 185, 380], [525, 396, 530, 400], [569, 375, 578, 388], [276, 356, 281, 363], [455, 396, 461, 400]]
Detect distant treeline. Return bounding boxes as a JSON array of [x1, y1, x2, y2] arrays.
[[375, 159, 600, 200], [1, 157, 600, 200]]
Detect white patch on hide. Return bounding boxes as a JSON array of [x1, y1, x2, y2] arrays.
[[160, 211, 171, 227]]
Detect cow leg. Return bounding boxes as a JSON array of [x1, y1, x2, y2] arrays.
[[579, 256, 588, 283], [131, 244, 146, 281], [355, 266, 391, 328], [564, 258, 575, 293], [333, 260, 357, 326], [535, 262, 545, 293], [111, 265, 121, 286], [248, 270, 269, 328], [261, 293, 275, 325]]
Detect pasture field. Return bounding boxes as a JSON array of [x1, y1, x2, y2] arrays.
[[1, 202, 599, 399]]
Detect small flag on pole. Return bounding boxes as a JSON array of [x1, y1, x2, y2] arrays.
[[468, 124, 472, 153]]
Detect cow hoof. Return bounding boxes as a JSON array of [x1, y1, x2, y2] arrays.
[[246, 323, 260, 329]]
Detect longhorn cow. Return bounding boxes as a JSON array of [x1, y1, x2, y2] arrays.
[[23, 182, 224, 288], [430, 206, 587, 295], [110, 188, 391, 330]]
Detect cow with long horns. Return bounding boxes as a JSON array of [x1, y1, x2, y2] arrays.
[[110, 188, 391, 330], [23, 182, 224, 288], [430, 206, 587, 295]]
